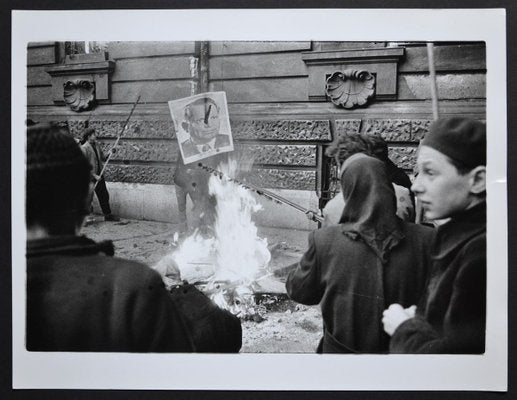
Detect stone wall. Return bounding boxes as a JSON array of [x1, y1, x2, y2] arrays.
[[26, 41, 486, 228]]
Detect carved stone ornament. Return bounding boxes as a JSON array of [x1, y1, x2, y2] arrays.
[[46, 52, 115, 109], [302, 47, 404, 101], [325, 70, 375, 109], [63, 79, 95, 111]]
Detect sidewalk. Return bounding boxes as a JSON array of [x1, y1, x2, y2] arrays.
[[81, 216, 321, 353], [82, 215, 310, 267]]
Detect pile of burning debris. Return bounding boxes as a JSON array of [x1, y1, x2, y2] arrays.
[[161, 158, 299, 322]]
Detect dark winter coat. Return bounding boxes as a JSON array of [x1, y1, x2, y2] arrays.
[[81, 141, 105, 175], [390, 202, 486, 354], [286, 154, 433, 353], [286, 223, 433, 353], [26, 235, 195, 352]]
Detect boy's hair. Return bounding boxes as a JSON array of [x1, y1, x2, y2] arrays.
[[26, 123, 92, 234], [325, 134, 372, 165], [80, 127, 96, 145], [367, 135, 389, 161]]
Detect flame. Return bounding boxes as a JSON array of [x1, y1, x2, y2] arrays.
[[171, 232, 216, 283], [169, 157, 271, 318], [209, 157, 271, 283]]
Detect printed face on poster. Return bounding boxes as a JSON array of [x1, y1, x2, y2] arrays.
[[168, 92, 234, 165]]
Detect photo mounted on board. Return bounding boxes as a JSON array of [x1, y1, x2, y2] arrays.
[[169, 92, 234, 165]]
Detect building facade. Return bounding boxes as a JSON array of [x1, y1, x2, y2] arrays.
[[26, 41, 486, 229]]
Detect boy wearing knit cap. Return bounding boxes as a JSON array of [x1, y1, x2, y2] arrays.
[[382, 117, 486, 353]]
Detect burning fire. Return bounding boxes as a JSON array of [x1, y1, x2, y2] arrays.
[[169, 157, 271, 319], [210, 158, 271, 282]]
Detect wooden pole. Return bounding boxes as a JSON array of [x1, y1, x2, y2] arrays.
[[427, 43, 440, 120], [94, 95, 141, 189], [198, 41, 210, 94], [416, 43, 440, 224]]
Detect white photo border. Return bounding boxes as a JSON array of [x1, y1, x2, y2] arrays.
[[12, 9, 507, 391]]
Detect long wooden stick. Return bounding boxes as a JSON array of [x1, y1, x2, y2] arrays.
[[416, 43, 440, 224], [94, 96, 141, 189], [427, 43, 440, 120], [198, 163, 324, 223]]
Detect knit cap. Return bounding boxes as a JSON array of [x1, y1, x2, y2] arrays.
[[26, 123, 92, 223], [421, 117, 486, 168], [27, 123, 91, 172]]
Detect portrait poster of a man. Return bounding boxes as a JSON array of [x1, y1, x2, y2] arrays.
[[168, 92, 234, 164]]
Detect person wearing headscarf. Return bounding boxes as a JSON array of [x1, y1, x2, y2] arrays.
[[286, 154, 433, 353], [382, 117, 486, 354]]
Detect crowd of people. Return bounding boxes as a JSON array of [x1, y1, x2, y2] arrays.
[[288, 117, 486, 354], [25, 116, 486, 354]]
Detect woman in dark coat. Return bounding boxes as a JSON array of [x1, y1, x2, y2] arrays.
[[286, 153, 433, 353]]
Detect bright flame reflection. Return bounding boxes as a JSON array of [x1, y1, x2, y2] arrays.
[[170, 157, 271, 316], [209, 158, 271, 283]]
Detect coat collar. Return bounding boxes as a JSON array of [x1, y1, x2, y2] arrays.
[[27, 235, 114, 257], [432, 201, 486, 261]]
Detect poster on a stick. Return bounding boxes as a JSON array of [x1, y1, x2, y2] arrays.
[[168, 91, 234, 165]]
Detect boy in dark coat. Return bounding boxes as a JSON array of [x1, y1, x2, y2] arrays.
[[382, 117, 486, 354], [26, 123, 195, 352], [287, 154, 433, 353]]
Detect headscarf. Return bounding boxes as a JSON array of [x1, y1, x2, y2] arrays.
[[338, 153, 404, 263]]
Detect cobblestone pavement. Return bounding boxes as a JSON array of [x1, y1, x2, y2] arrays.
[[81, 216, 322, 353]]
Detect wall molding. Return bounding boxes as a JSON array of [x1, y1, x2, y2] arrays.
[[302, 47, 405, 102], [46, 52, 115, 110], [27, 99, 486, 119]]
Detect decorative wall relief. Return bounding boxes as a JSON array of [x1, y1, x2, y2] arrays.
[[326, 70, 375, 108], [334, 119, 362, 139], [63, 79, 95, 111], [46, 52, 115, 110], [86, 120, 176, 139], [363, 119, 412, 141], [411, 119, 433, 140], [302, 47, 404, 101], [231, 120, 331, 141], [236, 144, 317, 167], [247, 168, 316, 191]]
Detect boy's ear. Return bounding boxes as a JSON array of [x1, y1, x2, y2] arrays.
[[469, 165, 486, 195]]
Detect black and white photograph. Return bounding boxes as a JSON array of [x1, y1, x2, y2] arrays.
[[11, 8, 507, 392]]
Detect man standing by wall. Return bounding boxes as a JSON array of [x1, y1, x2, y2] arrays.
[[80, 127, 119, 222]]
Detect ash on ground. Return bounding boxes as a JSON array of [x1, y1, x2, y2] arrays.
[[82, 217, 322, 353]]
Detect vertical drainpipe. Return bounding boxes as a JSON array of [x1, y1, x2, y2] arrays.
[[189, 56, 198, 96], [191, 41, 210, 96]]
